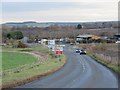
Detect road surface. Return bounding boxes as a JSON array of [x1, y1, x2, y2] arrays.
[[16, 45, 118, 88]]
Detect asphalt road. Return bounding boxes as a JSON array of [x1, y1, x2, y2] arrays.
[[16, 45, 118, 88]]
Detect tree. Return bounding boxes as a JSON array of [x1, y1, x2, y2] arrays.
[[7, 31, 23, 40], [77, 24, 82, 29]]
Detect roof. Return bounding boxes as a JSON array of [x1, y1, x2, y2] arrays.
[[76, 34, 93, 38], [91, 35, 101, 40]]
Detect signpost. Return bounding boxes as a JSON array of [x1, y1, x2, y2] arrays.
[[55, 50, 63, 55], [47, 41, 64, 61], [55, 46, 63, 61]]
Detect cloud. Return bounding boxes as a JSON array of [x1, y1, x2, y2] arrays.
[[1, 0, 119, 2], [1, 1, 118, 23]]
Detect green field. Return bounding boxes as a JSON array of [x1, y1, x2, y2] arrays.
[[2, 52, 38, 70], [2, 55, 66, 86], [2, 46, 66, 88]]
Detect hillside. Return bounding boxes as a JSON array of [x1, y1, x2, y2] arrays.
[[2, 21, 119, 29]]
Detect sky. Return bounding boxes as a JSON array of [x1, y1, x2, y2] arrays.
[[1, 0, 119, 23]]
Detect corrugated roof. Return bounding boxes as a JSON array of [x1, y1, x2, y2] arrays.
[[77, 34, 93, 38]]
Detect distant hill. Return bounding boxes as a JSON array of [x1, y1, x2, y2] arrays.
[[81, 21, 118, 29], [3, 21, 50, 28], [2, 21, 119, 29]]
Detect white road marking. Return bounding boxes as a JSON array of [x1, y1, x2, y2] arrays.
[[73, 80, 76, 82], [79, 59, 86, 73]]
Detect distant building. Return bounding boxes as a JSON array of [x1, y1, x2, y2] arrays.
[[48, 40, 55, 45], [76, 34, 93, 41], [91, 35, 101, 40], [41, 39, 48, 45], [76, 34, 101, 43]]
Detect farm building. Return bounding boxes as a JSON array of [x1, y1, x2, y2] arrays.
[[76, 34, 101, 43], [76, 34, 93, 41]]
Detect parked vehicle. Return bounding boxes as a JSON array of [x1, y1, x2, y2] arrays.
[[80, 49, 86, 55]]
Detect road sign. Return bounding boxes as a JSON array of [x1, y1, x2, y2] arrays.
[[55, 50, 63, 55], [59, 51, 63, 54], [56, 51, 59, 55], [48, 40, 55, 45]]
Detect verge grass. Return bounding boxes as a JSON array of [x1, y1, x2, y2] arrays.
[[2, 46, 66, 88], [2, 54, 66, 85], [87, 51, 119, 74]]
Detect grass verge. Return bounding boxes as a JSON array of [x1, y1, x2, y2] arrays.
[[2, 46, 66, 89], [87, 51, 120, 75]]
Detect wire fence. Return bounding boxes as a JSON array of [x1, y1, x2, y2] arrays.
[[2, 58, 46, 77], [94, 53, 118, 65]]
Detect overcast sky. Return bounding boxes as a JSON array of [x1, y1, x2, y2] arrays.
[[1, 0, 119, 23]]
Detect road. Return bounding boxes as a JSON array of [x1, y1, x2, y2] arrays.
[[16, 45, 118, 88]]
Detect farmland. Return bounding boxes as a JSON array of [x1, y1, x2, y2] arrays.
[[2, 46, 66, 88], [2, 52, 37, 70]]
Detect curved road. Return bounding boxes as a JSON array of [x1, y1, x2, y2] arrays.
[[17, 45, 118, 88]]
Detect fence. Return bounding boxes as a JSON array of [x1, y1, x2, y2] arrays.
[[94, 53, 118, 65]]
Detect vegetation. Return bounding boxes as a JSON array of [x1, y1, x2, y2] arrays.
[[2, 46, 66, 88], [7, 31, 23, 40], [77, 24, 82, 29], [17, 41, 28, 48], [3, 54, 66, 88], [87, 51, 119, 74], [2, 52, 37, 70], [80, 43, 119, 74], [2, 24, 118, 41]]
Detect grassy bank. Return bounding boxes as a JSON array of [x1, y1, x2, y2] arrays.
[[78, 43, 119, 74], [87, 51, 119, 74], [2, 46, 66, 88], [0, 46, 2, 89]]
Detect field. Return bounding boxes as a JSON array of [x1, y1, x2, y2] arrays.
[[2, 52, 37, 70], [2, 46, 66, 88]]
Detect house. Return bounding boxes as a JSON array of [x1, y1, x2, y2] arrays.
[[76, 34, 101, 43]]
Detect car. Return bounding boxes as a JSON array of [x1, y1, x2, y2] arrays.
[[80, 49, 86, 55], [70, 43, 74, 45], [75, 42, 80, 45], [76, 49, 80, 53], [116, 41, 120, 44]]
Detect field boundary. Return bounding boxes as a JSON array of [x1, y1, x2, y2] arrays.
[[2, 51, 45, 76]]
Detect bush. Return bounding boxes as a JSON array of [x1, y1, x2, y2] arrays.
[[7, 31, 23, 40], [17, 41, 27, 48], [77, 24, 82, 29]]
